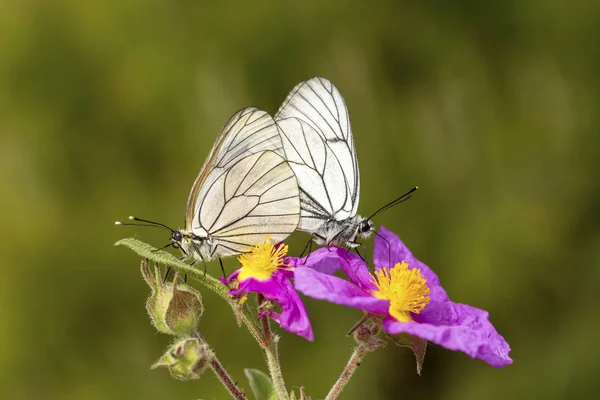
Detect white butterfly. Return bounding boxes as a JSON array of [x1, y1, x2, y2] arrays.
[[119, 107, 301, 263], [274, 77, 416, 249]]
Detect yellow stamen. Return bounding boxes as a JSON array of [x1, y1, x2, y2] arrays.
[[237, 236, 288, 282], [371, 261, 431, 322]]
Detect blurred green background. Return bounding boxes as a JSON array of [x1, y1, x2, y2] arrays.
[[1, 1, 599, 399]]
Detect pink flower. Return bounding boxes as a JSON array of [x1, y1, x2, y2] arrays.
[[222, 238, 314, 341], [292, 227, 512, 367]]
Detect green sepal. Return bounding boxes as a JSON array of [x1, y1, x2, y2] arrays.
[[152, 338, 213, 381], [388, 333, 427, 375]]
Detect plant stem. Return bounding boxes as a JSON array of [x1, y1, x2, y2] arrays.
[[346, 312, 370, 336], [325, 345, 370, 400], [191, 332, 247, 400], [192, 333, 246, 400], [265, 335, 288, 400], [209, 353, 247, 400], [257, 294, 289, 400]]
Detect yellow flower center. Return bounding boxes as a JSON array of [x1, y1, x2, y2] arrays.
[[237, 236, 289, 282], [371, 261, 431, 322]]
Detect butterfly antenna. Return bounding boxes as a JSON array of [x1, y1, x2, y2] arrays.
[[366, 186, 419, 221], [115, 216, 175, 233]]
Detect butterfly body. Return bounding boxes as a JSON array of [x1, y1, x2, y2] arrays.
[[312, 215, 374, 247]]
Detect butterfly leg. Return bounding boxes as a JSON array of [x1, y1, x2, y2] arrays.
[[219, 258, 226, 279], [152, 242, 173, 252], [162, 267, 171, 283], [162, 253, 188, 283], [353, 246, 367, 263], [185, 260, 197, 283], [299, 239, 313, 265], [299, 239, 312, 258], [318, 233, 337, 253]]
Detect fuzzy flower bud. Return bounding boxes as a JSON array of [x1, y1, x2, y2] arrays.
[[151, 338, 213, 380], [141, 259, 203, 336]]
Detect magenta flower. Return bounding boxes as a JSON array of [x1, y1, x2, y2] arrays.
[[292, 227, 512, 367], [222, 237, 314, 341]]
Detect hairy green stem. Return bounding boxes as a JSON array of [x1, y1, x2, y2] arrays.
[[209, 353, 247, 400], [325, 345, 370, 400], [192, 332, 247, 400], [265, 340, 288, 400]]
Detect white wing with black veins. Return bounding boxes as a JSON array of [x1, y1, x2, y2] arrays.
[[275, 77, 360, 232], [186, 107, 300, 258]]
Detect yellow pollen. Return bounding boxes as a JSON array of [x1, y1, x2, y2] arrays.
[[371, 261, 431, 322], [237, 236, 289, 282]]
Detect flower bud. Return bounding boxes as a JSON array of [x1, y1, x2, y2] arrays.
[[151, 338, 213, 380], [141, 259, 203, 336]]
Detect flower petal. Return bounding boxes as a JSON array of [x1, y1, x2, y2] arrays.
[[287, 247, 345, 275], [230, 270, 314, 341], [230, 274, 281, 298], [294, 267, 389, 315], [221, 269, 240, 286], [384, 302, 512, 368], [264, 276, 314, 341], [374, 226, 449, 303], [337, 248, 379, 292]]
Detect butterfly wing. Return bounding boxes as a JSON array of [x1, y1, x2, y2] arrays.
[[198, 151, 300, 258], [275, 77, 360, 232], [185, 107, 299, 258]]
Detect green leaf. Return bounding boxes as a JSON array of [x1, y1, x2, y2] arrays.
[[388, 333, 427, 375], [115, 237, 229, 300], [244, 369, 277, 400]]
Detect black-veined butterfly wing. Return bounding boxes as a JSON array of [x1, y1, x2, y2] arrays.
[[185, 107, 300, 259], [275, 77, 360, 233]]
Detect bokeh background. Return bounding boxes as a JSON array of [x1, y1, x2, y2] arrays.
[[1, 1, 599, 399]]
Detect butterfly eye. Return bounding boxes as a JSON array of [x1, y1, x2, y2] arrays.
[[360, 220, 372, 233], [172, 231, 183, 242]]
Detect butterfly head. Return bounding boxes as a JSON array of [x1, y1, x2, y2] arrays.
[[172, 228, 214, 261], [357, 218, 375, 239], [170, 229, 185, 250]]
